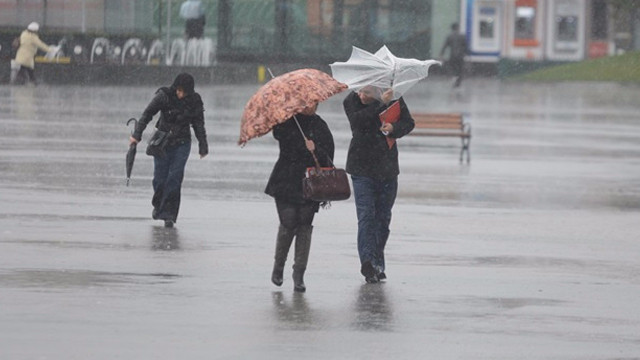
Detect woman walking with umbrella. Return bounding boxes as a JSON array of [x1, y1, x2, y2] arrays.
[[265, 103, 334, 293], [239, 68, 347, 292], [129, 73, 208, 228], [331, 46, 439, 283]]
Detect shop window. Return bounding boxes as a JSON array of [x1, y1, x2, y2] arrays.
[[556, 15, 578, 41], [514, 0, 538, 46], [591, 0, 607, 40], [480, 19, 494, 38], [515, 7, 535, 39], [479, 7, 496, 39]]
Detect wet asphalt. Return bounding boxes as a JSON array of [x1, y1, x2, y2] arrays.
[[1, 78, 639, 359]]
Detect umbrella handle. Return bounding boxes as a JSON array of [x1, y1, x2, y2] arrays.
[[293, 114, 322, 169], [127, 118, 138, 136]]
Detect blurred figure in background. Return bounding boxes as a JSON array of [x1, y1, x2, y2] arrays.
[[13, 22, 55, 85], [440, 23, 468, 88], [180, 0, 206, 39]]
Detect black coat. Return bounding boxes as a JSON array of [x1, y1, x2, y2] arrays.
[[344, 92, 414, 180], [265, 114, 335, 203], [440, 32, 468, 60], [133, 87, 209, 155]]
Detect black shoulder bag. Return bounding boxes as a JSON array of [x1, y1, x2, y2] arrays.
[[146, 116, 181, 158]]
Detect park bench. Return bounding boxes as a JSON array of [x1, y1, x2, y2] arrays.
[[410, 113, 471, 163]]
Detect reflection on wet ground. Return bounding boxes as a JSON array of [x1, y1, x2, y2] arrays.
[[272, 291, 319, 330], [1, 80, 640, 358], [1, 80, 639, 209], [0, 269, 181, 288], [151, 226, 181, 251], [352, 284, 393, 332]]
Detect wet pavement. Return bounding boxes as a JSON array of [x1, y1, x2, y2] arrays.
[[1, 78, 640, 359]]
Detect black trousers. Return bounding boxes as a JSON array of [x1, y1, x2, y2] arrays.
[[185, 16, 205, 39], [16, 66, 36, 84], [449, 57, 464, 86], [275, 199, 317, 230]]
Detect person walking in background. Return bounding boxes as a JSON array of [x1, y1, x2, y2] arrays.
[[13, 22, 55, 85], [440, 22, 468, 88], [265, 103, 335, 293], [343, 86, 414, 283], [129, 73, 208, 228], [180, 0, 206, 39]]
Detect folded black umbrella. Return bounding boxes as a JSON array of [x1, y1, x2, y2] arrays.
[[126, 118, 137, 186]]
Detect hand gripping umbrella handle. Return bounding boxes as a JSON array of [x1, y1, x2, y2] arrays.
[[127, 117, 137, 135], [292, 114, 325, 169]]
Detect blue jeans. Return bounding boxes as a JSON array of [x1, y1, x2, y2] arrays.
[[152, 142, 191, 222], [351, 175, 398, 274]]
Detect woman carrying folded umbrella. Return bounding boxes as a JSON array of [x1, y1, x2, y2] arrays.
[[265, 103, 335, 293], [129, 73, 208, 228]]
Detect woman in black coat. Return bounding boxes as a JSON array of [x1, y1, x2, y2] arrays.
[[265, 103, 334, 292], [129, 73, 208, 228]]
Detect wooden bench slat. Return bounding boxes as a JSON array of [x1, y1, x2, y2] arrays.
[[415, 123, 463, 129], [416, 119, 463, 124], [413, 114, 463, 121], [411, 132, 470, 138], [413, 113, 463, 118]]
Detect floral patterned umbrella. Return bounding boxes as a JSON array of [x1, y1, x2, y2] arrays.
[[238, 68, 347, 145]]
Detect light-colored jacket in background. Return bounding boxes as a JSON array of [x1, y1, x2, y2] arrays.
[[15, 30, 50, 69]]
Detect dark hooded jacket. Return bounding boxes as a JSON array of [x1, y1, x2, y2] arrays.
[[343, 91, 414, 180], [132, 73, 208, 155], [265, 114, 334, 204]]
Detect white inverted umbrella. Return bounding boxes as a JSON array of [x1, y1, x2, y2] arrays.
[[330, 45, 440, 99]]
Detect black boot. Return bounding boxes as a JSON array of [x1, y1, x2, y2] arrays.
[[361, 261, 379, 283], [292, 225, 313, 292], [272, 225, 295, 286]]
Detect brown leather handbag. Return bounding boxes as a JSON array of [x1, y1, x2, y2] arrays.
[[290, 115, 350, 202], [302, 159, 351, 202]]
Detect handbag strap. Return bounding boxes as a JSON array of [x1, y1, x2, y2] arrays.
[[293, 115, 339, 171], [291, 115, 323, 170]]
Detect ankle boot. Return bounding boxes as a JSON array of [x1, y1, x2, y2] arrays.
[[272, 225, 295, 286], [292, 225, 313, 292]]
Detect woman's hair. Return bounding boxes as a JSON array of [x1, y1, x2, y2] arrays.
[[171, 73, 195, 94]]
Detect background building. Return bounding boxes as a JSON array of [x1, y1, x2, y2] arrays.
[[1, 0, 637, 84], [461, 0, 639, 64], [0, 0, 459, 64]]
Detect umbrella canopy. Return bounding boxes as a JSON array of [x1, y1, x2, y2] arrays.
[[330, 45, 440, 99], [125, 118, 137, 186], [238, 68, 347, 145]]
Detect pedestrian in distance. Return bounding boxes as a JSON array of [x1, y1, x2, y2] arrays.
[[129, 73, 209, 228], [13, 22, 55, 85], [180, 0, 206, 39], [265, 103, 335, 293], [440, 22, 468, 88], [343, 86, 414, 283]]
